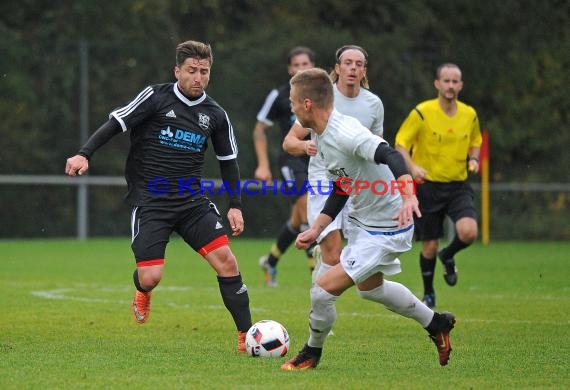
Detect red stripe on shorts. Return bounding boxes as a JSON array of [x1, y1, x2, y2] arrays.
[[136, 259, 165, 267], [198, 235, 229, 256]]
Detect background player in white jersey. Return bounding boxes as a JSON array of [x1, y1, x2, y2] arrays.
[[280, 68, 456, 370], [283, 45, 384, 282], [253, 47, 316, 286]]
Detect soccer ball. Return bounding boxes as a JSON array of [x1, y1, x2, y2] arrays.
[[245, 320, 290, 357]]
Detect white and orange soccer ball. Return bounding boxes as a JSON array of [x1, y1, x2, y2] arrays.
[[245, 320, 290, 358]]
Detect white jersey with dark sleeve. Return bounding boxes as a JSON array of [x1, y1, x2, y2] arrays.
[[110, 82, 238, 206], [317, 109, 402, 231], [309, 84, 384, 184]]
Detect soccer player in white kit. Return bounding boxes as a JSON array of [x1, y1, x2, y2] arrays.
[[283, 45, 384, 282], [280, 68, 456, 371]]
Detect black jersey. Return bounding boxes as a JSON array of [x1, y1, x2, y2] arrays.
[[256, 84, 309, 167], [110, 83, 238, 206]]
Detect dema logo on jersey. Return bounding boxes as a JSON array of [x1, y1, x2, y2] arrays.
[[158, 126, 206, 152]]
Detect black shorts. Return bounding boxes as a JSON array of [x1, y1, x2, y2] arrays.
[[279, 155, 309, 202], [414, 181, 477, 241], [130, 197, 228, 262]]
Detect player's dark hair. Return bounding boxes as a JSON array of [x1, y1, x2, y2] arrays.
[[176, 40, 213, 67], [435, 63, 462, 79], [287, 46, 316, 65], [290, 68, 333, 109], [330, 45, 369, 88]]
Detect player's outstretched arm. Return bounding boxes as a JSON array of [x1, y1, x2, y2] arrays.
[[65, 118, 122, 176]]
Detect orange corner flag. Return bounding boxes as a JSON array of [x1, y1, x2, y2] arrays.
[[480, 130, 490, 244]]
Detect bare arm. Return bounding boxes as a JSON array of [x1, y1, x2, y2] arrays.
[[253, 121, 272, 181], [283, 122, 316, 157], [296, 181, 348, 249], [296, 213, 333, 249]]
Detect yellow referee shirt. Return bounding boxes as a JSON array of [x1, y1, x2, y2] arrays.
[[396, 98, 482, 182]]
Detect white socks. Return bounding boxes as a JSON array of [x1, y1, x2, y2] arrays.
[[306, 280, 434, 350], [358, 280, 434, 327], [308, 284, 337, 348]]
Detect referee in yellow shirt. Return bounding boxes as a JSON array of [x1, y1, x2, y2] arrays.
[[395, 63, 482, 309]]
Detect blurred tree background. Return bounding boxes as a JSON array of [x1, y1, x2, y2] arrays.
[[1, 0, 568, 239]]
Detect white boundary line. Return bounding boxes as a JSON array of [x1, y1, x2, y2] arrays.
[[30, 286, 568, 325]]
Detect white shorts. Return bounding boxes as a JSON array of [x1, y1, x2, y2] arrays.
[[307, 181, 347, 243], [340, 223, 414, 284]]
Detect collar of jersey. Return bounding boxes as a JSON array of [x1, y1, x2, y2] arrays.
[[174, 83, 207, 106]]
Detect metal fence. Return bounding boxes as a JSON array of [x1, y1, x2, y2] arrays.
[[1, 175, 569, 240]]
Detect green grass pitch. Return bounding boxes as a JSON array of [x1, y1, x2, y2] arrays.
[[1, 238, 568, 389]]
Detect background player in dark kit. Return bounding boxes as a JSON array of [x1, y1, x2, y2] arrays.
[[253, 46, 317, 286]]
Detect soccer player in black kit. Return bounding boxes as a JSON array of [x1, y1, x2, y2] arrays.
[[65, 40, 252, 353]]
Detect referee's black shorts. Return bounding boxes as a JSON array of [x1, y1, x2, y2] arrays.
[[414, 180, 477, 241], [130, 197, 228, 263]]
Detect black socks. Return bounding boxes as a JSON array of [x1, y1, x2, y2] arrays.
[[439, 236, 469, 260], [217, 274, 252, 332], [268, 221, 300, 266], [420, 254, 436, 295]]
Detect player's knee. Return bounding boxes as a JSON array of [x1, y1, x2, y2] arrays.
[[323, 257, 340, 267], [217, 251, 239, 274], [460, 229, 478, 244], [311, 284, 334, 304], [457, 222, 478, 243], [136, 267, 163, 290], [322, 247, 341, 265], [422, 241, 438, 258], [321, 236, 342, 265]]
